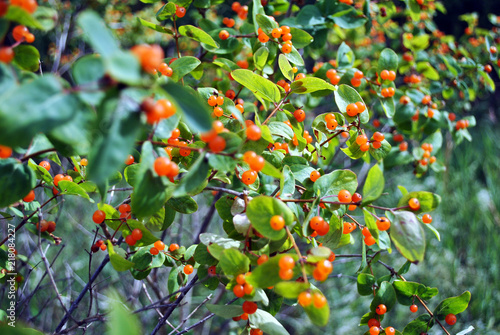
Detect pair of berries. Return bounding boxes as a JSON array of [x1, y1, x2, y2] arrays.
[[310, 216, 330, 236], [36, 219, 56, 233], [125, 229, 143, 246], [297, 291, 327, 308], [141, 98, 176, 125], [150, 240, 166, 255], [243, 151, 265, 172], [158, 62, 173, 77], [351, 70, 364, 87], [312, 259, 333, 281], [233, 273, 254, 297], [131, 44, 164, 74], [381, 87, 395, 98], [380, 69, 396, 81], [278, 255, 295, 280], [12, 25, 35, 43], [325, 113, 338, 130], [326, 69, 341, 85], [346, 102, 366, 117], [154, 157, 179, 179], [91, 239, 107, 252], [362, 227, 376, 246]]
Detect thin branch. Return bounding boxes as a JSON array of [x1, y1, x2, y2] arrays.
[[168, 294, 213, 335], [204, 186, 243, 198], [285, 227, 308, 284], [21, 148, 57, 162]]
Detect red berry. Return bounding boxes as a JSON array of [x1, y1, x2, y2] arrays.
[[92, 210, 106, 224]]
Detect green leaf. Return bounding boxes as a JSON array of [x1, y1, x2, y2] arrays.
[[137, 17, 173, 34], [249, 310, 290, 335], [78, 11, 119, 58], [231, 69, 281, 103], [167, 56, 201, 82], [13, 45, 40, 72], [303, 289, 329, 326], [219, 248, 250, 276], [161, 82, 213, 133], [362, 164, 384, 204], [105, 291, 142, 335], [337, 42, 355, 68], [178, 25, 219, 48], [434, 291, 471, 318], [167, 196, 198, 214], [334, 84, 369, 123], [206, 304, 244, 318], [357, 273, 376, 296], [363, 208, 379, 243], [417, 61, 440, 80], [313, 169, 358, 197], [403, 314, 434, 335], [72, 55, 106, 105], [397, 191, 441, 213], [378, 48, 399, 73], [0, 75, 86, 148], [246, 254, 299, 288], [278, 54, 294, 81], [253, 46, 269, 71], [107, 241, 135, 271], [284, 44, 304, 66], [246, 196, 295, 241], [255, 13, 278, 35], [393, 280, 438, 305], [403, 34, 430, 51], [289, 28, 314, 48], [0, 159, 36, 208], [369, 139, 391, 161], [28, 159, 53, 185], [156, 2, 177, 21], [4, 5, 43, 29], [173, 155, 209, 197], [387, 211, 426, 263], [88, 93, 142, 187], [106, 51, 141, 85], [57, 181, 93, 203], [479, 70, 495, 92], [290, 77, 336, 94], [274, 282, 310, 299], [329, 4, 367, 29], [370, 281, 397, 312], [130, 142, 169, 219], [380, 96, 396, 118]]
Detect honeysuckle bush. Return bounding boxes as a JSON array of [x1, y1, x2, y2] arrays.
[[0, 0, 498, 334]]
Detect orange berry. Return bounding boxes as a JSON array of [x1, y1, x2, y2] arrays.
[[369, 326, 380, 335], [219, 30, 230, 40], [131, 229, 142, 240], [241, 170, 257, 185], [257, 254, 268, 265], [298, 291, 312, 307], [364, 235, 376, 246], [258, 33, 269, 43], [330, 74, 341, 85], [23, 190, 35, 202], [154, 157, 171, 176], [278, 255, 295, 270], [233, 284, 245, 297], [279, 268, 294, 280], [362, 227, 371, 237], [422, 214, 432, 224], [410, 304, 418, 313], [388, 70, 396, 81], [445, 313, 457, 325], [246, 125, 262, 141], [175, 6, 186, 18], [356, 134, 368, 145], [372, 141, 382, 149], [313, 268, 328, 281], [248, 155, 265, 172], [380, 70, 389, 80], [309, 216, 325, 231], [169, 243, 180, 252], [184, 264, 194, 275], [270, 215, 285, 231], [125, 155, 135, 165], [213, 106, 224, 117], [338, 189, 352, 203], [240, 312, 249, 320], [12, 25, 28, 42], [399, 141, 408, 151], [313, 293, 327, 308], [92, 210, 106, 224], [154, 240, 165, 251], [328, 252, 336, 262], [282, 44, 292, 54], [373, 132, 385, 142], [125, 235, 136, 246], [209, 136, 226, 152], [376, 304, 387, 315], [295, 73, 306, 80], [422, 95, 431, 105], [408, 198, 420, 210], [351, 77, 361, 87], [208, 266, 216, 276], [355, 101, 366, 113], [376, 217, 390, 231], [346, 103, 359, 117], [316, 259, 332, 274], [354, 70, 364, 79], [310, 170, 321, 182], [271, 28, 282, 38], [293, 109, 306, 122], [207, 95, 217, 106], [484, 64, 492, 73], [242, 301, 258, 314], [0, 47, 14, 63]]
